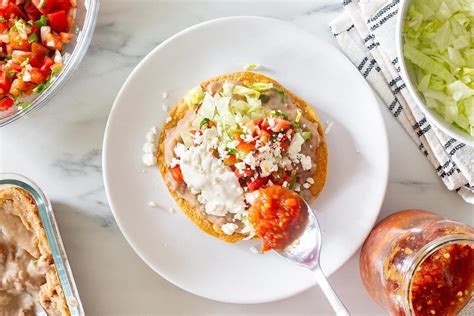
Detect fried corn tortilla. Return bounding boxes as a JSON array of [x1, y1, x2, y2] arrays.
[[157, 72, 328, 243]]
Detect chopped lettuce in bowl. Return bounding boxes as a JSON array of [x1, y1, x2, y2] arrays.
[[397, 0, 474, 145]]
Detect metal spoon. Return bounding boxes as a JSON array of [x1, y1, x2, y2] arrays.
[[275, 200, 350, 316]]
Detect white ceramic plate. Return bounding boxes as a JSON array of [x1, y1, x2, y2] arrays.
[[103, 16, 389, 304]]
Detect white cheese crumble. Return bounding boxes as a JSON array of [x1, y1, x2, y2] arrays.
[[162, 91, 168, 99], [148, 201, 159, 207], [175, 143, 245, 217], [221, 223, 239, 235], [142, 126, 158, 167], [162, 104, 168, 111], [287, 133, 305, 160], [250, 246, 259, 254], [299, 154, 312, 171], [166, 117, 172, 123]]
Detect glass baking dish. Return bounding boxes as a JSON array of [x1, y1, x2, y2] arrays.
[[0, 173, 84, 315], [0, 0, 100, 127]]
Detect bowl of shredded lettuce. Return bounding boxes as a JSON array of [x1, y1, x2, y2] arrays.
[[396, 0, 474, 146]]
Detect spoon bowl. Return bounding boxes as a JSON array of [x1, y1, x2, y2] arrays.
[[275, 200, 350, 316]]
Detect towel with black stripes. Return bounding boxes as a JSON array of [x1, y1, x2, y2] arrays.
[[330, 0, 474, 204]]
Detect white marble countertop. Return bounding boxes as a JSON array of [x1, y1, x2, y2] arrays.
[[1, 1, 473, 315]]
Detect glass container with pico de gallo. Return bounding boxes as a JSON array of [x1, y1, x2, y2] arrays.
[[360, 210, 474, 316], [0, 0, 76, 117]]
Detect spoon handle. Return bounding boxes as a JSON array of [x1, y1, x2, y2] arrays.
[[312, 265, 350, 316]]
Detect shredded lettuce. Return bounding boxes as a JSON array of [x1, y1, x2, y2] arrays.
[[250, 82, 273, 91], [233, 85, 260, 99], [404, 0, 474, 136], [183, 85, 204, 108]]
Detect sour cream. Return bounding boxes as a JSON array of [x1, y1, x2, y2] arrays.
[[174, 143, 245, 217]]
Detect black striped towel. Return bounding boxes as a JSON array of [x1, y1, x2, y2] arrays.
[[330, 0, 474, 204]]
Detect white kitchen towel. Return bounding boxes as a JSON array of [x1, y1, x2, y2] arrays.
[[329, 0, 474, 204]]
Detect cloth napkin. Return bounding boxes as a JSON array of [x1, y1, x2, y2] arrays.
[[329, 0, 474, 204]]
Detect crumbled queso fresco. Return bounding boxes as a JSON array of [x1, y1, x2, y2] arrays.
[[142, 127, 159, 167]]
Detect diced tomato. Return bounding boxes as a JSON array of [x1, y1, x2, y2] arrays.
[[47, 10, 68, 32], [32, 0, 55, 15], [24, 1, 42, 20], [40, 56, 54, 74], [223, 154, 237, 166], [270, 118, 291, 133], [0, 22, 8, 33], [11, 51, 32, 64], [280, 141, 290, 151], [9, 31, 30, 50], [9, 77, 30, 97], [237, 142, 255, 154], [259, 119, 270, 130], [247, 177, 269, 192], [170, 165, 184, 184], [44, 32, 63, 50], [0, 71, 11, 94], [29, 67, 46, 84], [52, 0, 72, 11], [59, 32, 73, 43], [0, 96, 13, 111], [31, 42, 50, 58], [1, 3, 26, 20], [29, 57, 43, 68], [3, 61, 22, 78], [234, 168, 253, 179], [270, 170, 290, 185]]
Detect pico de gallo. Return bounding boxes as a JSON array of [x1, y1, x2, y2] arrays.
[[249, 185, 306, 252], [162, 79, 321, 240], [0, 0, 76, 117]]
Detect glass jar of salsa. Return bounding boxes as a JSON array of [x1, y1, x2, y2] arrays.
[[360, 210, 474, 316]]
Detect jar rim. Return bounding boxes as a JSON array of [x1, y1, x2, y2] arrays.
[[401, 235, 474, 315]]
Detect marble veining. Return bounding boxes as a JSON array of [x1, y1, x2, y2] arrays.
[[0, 1, 472, 315]]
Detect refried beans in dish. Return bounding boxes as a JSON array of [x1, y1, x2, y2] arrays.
[[0, 186, 69, 315]]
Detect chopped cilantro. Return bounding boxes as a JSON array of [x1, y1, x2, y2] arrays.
[[0, 17, 6, 23], [301, 131, 311, 140], [270, 110, 288, 120], [20, 58, 30, 67], [227, 148, 237, 155], [200, 118, 210, 128], [34, 16, 48, 28]]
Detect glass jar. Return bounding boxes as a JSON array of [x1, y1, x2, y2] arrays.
[[360, 210, 474, 316]]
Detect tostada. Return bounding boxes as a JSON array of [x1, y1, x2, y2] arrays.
[[158, 72, 328, 243]]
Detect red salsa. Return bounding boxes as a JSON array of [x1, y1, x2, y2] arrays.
[[249, 185, 306, 252], [410, 243, 474, 316]]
